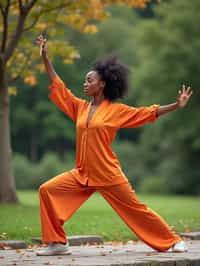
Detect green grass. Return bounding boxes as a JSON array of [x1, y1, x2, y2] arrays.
[[0, 190, 200, 243]]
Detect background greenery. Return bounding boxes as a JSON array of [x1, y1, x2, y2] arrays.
[[0, 191, 200, 242], [10, 1, 200, 195]]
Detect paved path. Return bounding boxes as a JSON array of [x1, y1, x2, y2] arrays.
[[0, 240, 200, 266]]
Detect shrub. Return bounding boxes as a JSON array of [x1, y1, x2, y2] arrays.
[[138, 175, 170, 194], [13, 152, 75, 190]]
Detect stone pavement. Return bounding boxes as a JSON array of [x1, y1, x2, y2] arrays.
[[0, 240, 200, 266]]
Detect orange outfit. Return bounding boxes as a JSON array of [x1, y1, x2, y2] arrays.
[[39, 75, 181, 251]]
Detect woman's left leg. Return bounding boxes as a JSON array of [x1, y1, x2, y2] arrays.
[[98, 182, 181, 252]]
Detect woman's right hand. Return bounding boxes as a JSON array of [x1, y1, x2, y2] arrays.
[[36, 34, 47, 56]]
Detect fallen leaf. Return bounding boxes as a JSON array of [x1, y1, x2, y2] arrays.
[[100, 251, 108, 256], [104, 241, 113, 245], [112, 241, 123, 246], [1, 245, 11, 250], [184, 228, 191, 233], [16, 249, 21, 253], [146, 252, 155, 256], [126, 240, 136, 244]]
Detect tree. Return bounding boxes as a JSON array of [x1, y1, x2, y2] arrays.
[[133, 0, 200, 194], [0, 0, 152, 202]]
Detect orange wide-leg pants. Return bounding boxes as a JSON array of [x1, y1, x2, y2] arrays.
[[39, 171, 181, 252]]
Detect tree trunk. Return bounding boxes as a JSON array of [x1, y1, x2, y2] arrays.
[[0, 66, 18, 203]]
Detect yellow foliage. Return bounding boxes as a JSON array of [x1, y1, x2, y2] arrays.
[[24, 75, 37, 86], [87, 0, 104, 20], [36, 64, 46, 73], [3, 0, 157, 85], [10, 4, 19, 16], [70, 51, 80, 59], [64, 13, 87, 30], [83, 24, 98, 34], [63, 58, 73, 64], [126, 0, 152, 8], [8, 86, 17, 96], [35, 22, 48, 31]]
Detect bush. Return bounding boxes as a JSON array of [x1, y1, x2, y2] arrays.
[[111, 140, 151, 188], [138, 175, 170, 194], [13, 153, 36, 189], [13, 152, 75, 190]]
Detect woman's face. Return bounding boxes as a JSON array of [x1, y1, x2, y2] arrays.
[[84, 71, 105, 97]]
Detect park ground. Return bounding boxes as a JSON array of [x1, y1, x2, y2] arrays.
[[0, 191, 200, 243]]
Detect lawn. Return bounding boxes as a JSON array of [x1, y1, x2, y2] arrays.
[[0, 190, 200, 243]]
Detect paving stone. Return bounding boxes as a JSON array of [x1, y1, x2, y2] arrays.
[[32, 235, 103, 246], [180, 232, 200, 240], [0, 240, 200, 266], [68, 235, 104, 246], [0, 240, 27, 249]]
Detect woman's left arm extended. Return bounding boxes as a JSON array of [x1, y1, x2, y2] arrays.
[[156, 85, 193, 117]]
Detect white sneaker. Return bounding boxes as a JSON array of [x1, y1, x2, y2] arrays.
[[36, 242, 71, 256], [169, 241, 188, 252]]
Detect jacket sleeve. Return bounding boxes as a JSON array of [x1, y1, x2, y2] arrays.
[[48, 75, 84, 121], [117, 103, 160, 128]]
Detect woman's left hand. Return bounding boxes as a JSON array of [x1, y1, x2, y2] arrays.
[[177, 85, 193, 108]]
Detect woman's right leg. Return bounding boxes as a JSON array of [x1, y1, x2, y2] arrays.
[[39, 170, 95, 244]]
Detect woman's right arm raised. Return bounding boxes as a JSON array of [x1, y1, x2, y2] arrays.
[[36, 34, 56, 82], [36, 34, 83, 122]]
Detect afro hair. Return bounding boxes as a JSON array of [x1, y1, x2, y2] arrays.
[[92, 56, 130, 101]]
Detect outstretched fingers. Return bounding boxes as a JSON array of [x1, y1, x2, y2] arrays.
[[180, 84, 193, 96], [182, 84, 186, 93]]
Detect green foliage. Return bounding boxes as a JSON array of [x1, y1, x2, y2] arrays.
[[10, 2, 200, 195], [112, 140, 146, 188], [132, 0, 200, 194], [13, 152, 75, 190], [138, 176, 170, 194], [13, 154, 36, 190]]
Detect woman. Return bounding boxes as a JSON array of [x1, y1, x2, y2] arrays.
[[36, 34, 192, 256]]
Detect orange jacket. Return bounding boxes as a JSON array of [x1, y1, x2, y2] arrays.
[[48, 76, 159, 186]]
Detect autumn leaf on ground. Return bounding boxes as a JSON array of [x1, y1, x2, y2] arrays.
[[0, 245, 11, 250], [104, 241, 113, 245], [126, 240, 137, 245], [100, 251, 108, 256], [15, 249, 22, 253], [112, 241, 123, 246], [184, 226, 191, 233], [146, 252, 155, 256]]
